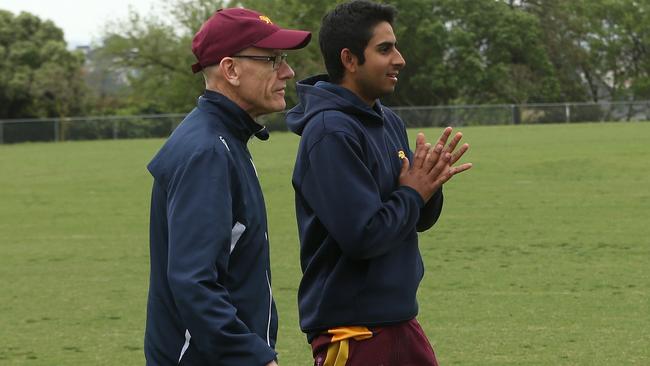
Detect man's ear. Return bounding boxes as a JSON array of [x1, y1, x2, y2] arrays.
[[340, 48, 358, 74], [219, 57, 241, 87]]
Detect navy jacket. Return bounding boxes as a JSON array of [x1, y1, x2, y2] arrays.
[[145, 90, 277, 365], [286, 75, 444, 340]]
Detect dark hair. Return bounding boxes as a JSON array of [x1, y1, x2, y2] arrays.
[[319, 0, 397, 83]]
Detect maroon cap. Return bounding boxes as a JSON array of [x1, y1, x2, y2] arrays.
[[191, 8, 312, 73]]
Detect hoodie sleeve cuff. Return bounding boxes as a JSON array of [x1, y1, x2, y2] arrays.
[[398, 185, 425, 208]]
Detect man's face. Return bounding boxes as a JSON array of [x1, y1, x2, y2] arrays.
[[354, 21, 406, 103], [234, 47, 295, 117]]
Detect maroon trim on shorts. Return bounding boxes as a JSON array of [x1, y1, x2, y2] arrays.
[[311, 319, 439, 366]]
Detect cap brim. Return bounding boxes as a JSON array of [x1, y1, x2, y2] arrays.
[[253, 29, 312, 50]]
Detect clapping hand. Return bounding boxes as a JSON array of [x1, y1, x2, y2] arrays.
[[399, 127, 472, 202]]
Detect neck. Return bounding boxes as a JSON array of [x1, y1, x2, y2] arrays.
[[206, 84, 260, 119], [338, 78, 375, 106]]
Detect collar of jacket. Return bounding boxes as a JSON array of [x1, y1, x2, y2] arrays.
[[197, 89, 267, 142]]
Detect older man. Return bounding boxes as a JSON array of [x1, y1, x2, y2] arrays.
[[144, 8, 310, 366]]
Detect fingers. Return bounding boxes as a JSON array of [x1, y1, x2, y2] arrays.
[[413, 128, 456, 172], [435, 127, 453, 149], [435, 162, 473, 186], [427, 151, 452, 181], [399, 156, 410, 177], [406, 127, 471, 192], [413, 142, 431, 169], [449, 143, 470, 165], [445, 132, 463, 155], [413, 128, 470, 178], [415, 132, 425, 150], [423, 142, 443, 172], [438, 128, 469, 169], [452, 162, 473, 175]]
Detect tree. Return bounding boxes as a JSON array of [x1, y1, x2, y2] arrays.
[[244, 0, 562, 105], [520, 0, 604, 102], [519, 0, 650, 103], [583, 0, 650, 101], [95, 0, 227, 114], [93, 0, 650, 111], [96, 0, 334, 112], [0, 10, 87, 119]]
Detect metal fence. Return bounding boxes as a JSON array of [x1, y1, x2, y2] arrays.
[[1, 101, 649, 144], [391, 100, 650, 127], [0, 114, 185, 144]]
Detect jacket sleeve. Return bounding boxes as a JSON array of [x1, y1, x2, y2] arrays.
[[300, 131, 424, 260], [416, 188, 443, 232], [165, 146, 276, 366]]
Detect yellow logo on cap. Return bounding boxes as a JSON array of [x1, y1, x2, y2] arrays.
[[259, 15, 273, 24], [398, 150, 406, 159]]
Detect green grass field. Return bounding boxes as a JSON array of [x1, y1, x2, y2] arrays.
[[1, 122, 649, 365]]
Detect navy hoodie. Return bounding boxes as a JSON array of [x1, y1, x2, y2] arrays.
[[286, 75, 444, 340], [145, 90, 277, 365]]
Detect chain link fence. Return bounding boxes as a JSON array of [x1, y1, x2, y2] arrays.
[[391, 100, 650, 127], [1, 101, 649, 144], [0, 114, 184, 144]]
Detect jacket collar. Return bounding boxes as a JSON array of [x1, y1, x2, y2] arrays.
[[197, 89, 266, 142]]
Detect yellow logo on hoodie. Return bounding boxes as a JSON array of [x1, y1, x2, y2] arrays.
[[398, 150, 406, 159]]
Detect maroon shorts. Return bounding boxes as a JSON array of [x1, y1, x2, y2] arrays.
[[311, 319, 439, 366]]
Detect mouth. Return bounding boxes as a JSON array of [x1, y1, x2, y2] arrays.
[[275, 87, 286, 95], [387, 72, 399, 81]]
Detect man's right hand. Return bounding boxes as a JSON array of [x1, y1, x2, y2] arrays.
[[398, 127, 472, 202]]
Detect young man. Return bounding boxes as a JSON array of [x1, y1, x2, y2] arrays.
[[286, 1, 471, 365], [144, 8, 310, 366]]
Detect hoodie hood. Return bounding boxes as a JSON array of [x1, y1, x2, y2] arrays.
[[286, 74, 385, 136]]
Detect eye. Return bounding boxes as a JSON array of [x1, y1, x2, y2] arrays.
[[378, 45, 391, 54]]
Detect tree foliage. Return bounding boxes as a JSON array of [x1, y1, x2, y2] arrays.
[[5, 0, 650, 120], [241, 0, 563, 105], [0, 10, 87, 118], [384, 0, 560, 105], [517, 0, 650, 102], [94, 0, 228, 114], [91, 0, 650, 110], [582, 0, 650, 101]]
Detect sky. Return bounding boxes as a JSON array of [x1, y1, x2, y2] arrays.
[[2, 0, 160, 48]]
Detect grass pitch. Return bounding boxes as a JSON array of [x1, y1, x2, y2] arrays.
[[0, 122, 648, 365]]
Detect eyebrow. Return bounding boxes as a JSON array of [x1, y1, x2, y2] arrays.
[[375, 41, 397, 49]]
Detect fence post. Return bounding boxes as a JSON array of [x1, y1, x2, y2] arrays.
[[171, 117, 179, 134], [512, 104, 521, 125], [54, 120, 60, 142], [565, 103, 571, 123], [112, 120, 119, 140], [0, 121, 4, 144]]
